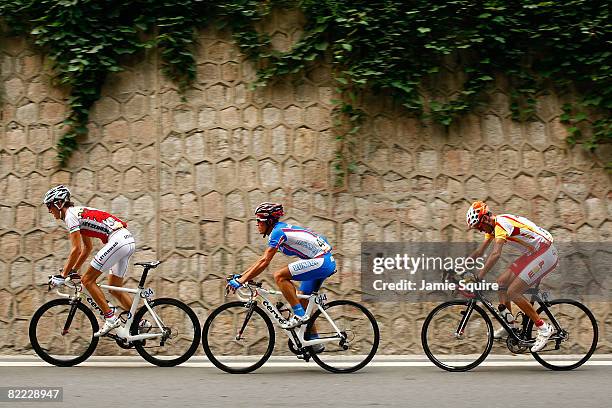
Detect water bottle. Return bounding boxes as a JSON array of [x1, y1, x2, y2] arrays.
[[498, 304, 516, 327]]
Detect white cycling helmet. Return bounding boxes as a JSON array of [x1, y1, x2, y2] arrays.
[[466, 201, 489, 228], [43, 185, 71, 207]]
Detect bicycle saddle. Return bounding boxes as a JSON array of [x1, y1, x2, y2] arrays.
[[135, 261, 161, 268]]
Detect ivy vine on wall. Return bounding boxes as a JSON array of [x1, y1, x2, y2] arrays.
[[1, 0, 610, 170]]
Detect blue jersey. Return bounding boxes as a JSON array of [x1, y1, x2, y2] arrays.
[[268, 222, 332, 259]]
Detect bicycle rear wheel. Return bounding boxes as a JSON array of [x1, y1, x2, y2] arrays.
[[29, 299, 99, 367], [421, 300, 493, 372], [527, 299, 598, 370], [131, 298, 201, 367], [307, 300, 380, 373], [202, 301, 275, 374]]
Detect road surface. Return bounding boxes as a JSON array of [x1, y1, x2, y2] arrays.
[[1, 355, 610, 407]]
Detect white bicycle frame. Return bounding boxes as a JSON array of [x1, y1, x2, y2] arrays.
[[236, 285, 345, 348], [55, 280, 165, 343]]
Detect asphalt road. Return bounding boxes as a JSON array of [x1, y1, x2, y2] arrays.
[[1, 357, 610, 408]]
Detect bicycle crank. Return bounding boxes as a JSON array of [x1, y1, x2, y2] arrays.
[[107, 333, 134, 349], [506, 336, 528, 354]]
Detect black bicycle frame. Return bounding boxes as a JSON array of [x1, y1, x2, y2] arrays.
[[460, 287, 565, 347]]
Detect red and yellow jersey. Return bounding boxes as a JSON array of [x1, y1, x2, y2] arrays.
[[484, 214, 552, 254], [64, 206, 127, 244]]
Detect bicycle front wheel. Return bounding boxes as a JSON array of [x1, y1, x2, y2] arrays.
[[29, 299, 99, 367], [528, 299, 598, 371], [131, 298, 201, 367], [421, 300, 493, 372], [202, 301, 275, 374], [307, 300, 380, 373]]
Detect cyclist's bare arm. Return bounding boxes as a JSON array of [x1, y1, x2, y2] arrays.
[[239, 247, 278, 283], [477, 238, 505, 280], [468, 235, 493, 261], [62, 232, 92, 277], [73, 234, 93, 271]]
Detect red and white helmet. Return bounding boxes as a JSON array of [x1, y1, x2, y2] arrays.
[[466, 201, 489, 228], [255, 202, 284, 223]]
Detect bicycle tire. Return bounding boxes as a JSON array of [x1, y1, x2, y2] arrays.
[[421, 300, 493, 372], [29, 298, 99, 367], [527, 299, 598, 371], [131, 297, 201, 367], [202, 301, 275, 374], [307, 300, 380, 373]]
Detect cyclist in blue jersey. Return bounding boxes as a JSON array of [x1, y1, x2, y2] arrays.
[[228, 203, 336, 333]]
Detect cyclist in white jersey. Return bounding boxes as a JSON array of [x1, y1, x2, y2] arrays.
[[228, 203, 336, 334], [466, 201, 558, 352], [44, 185, 135, 337]]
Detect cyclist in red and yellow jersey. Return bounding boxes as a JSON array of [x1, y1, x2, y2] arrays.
[[466, 201, 558, 352]]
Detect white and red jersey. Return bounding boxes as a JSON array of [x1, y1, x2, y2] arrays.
[[64, 206, 127, 244]]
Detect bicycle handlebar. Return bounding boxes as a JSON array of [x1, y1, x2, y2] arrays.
[[225, 274, 281, 301]]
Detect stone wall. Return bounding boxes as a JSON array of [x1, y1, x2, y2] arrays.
[[1, 11, 610, 356]]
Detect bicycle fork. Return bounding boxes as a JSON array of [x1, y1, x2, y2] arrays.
[[455, 301, 476, 339], [236, 302, 256, 341], [62, 298, 82, 336]]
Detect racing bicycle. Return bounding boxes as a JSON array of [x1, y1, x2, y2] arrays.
[[202, 277, 380, 374], [421, 269, 598, 371], [29, 261, 201, 367]]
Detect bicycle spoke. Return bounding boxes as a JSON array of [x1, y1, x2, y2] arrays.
[[29, 299, 98, 367], [132, 298, 200, 367], [202, 301, 275, 374], [529, 300, 598, 370], [421, 301, 492, 371], [308, 300, 379, 373]]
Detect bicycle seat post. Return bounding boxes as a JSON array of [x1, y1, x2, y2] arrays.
[[138, 267, 150, 289], [134, 261, 161, 289]]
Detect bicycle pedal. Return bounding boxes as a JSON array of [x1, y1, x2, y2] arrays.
[[296, 353, 311, 362]]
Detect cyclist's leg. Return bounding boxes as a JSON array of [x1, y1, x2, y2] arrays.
[[278, 254, 336, 313], [507, 280, 539, 323], [507, 243, 558, 323], [89, 230, 136, 314], [273, 266, 300, 307], [107, 239, 135, 310], [299, 278, 325, 338], [497, 267, 516, 312], [108, 275, 132, 311], [296, 257, 335, 338], [81, 266, 110, 314]]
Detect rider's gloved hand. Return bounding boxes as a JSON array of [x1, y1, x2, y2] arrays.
[[228, 278, 242, 290], [49, 274, 66, 287], [461, 271, 479, 284], [67, 271, 81, 281], [225, 274, 243, 296]]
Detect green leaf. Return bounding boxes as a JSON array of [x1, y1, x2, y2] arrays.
[[417, 27, 431, 34], [314, 42, 329, 51], [336, 77, 348, 85], [573, 112, 587, 122]]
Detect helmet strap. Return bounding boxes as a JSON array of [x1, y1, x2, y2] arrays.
[[53, 201, 67, 220]]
